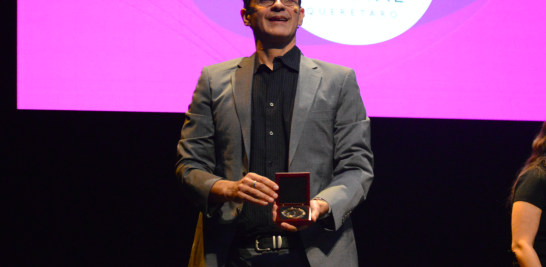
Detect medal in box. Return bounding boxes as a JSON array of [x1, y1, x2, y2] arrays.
[[275, 172, 312, 226]]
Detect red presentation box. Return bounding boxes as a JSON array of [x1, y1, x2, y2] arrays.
[[275, 172, 312, 226]]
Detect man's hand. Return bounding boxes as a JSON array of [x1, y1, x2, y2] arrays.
[[310, 199, 330, 222], [272, 199, 330, 232], [209, 172, 278, 206]]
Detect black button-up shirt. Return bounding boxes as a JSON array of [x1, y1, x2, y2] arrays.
[[238, 46, 301, 236]]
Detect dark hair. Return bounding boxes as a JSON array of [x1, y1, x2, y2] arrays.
[[510, 121, 546, 203], [243, 0, 302, 10]]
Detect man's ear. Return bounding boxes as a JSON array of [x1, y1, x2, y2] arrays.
[[241, 9, 251, 26]]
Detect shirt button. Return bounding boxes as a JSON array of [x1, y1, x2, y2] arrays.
[[269, 131, 274, 136], [270, 102, 274, 107]]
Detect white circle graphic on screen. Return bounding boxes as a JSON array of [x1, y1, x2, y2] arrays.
[[301, 0, 432, 45]]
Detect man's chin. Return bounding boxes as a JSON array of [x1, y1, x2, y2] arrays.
[[263, 32, 297, 46]]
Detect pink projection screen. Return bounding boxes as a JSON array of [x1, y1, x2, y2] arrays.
[[17, 0, 546, 121]]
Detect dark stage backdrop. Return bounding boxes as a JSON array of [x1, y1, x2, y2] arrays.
[[3, 1, 543, 266]]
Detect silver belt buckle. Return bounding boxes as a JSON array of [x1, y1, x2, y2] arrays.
[[255, 235, 283, 252]]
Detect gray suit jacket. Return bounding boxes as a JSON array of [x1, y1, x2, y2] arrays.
[[177, 53, 374, 267]]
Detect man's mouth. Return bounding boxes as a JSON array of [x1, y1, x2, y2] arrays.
[[268, 16, 289, 22]]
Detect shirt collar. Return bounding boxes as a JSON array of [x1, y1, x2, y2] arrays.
[[253, 46, 301, 73]]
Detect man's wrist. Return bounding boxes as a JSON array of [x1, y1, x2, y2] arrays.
[[209, 180, 233, 203]]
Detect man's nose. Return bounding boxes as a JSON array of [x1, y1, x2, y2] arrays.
[[270, 0, 286, 9]]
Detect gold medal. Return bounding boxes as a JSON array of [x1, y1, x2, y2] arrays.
[[281, 207, 306, 219]]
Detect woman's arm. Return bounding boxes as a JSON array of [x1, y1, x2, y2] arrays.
[[512, 201, 543, 267]]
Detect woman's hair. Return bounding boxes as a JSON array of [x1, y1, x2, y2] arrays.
[[510, 121, 546, 203]]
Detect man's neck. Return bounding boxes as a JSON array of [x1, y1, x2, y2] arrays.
[[255, 38, 297, 70]]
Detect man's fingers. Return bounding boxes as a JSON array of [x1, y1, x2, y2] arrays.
[[279, 222, 298, 232], [272, 203, 278, 222], [278, 222, 309, 232], [236, 191, 268, 206], [253, 182, 278, 199], [239, 184, 275, 203], [310, 201, 320, 222], [246, 173, 279, 191], [243, 174, 278, 199]]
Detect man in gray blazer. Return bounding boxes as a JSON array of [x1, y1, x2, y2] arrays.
[[177, 0, 373, 266]]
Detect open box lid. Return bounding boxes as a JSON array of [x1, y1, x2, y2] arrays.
[[275, 172, 310, 205]]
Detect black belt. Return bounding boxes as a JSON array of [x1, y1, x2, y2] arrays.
[[239, 235, 299, 252]]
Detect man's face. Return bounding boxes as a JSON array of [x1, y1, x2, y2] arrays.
[[242, 0, 305, 45]]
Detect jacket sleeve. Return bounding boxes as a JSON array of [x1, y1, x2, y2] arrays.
[[176, 66, 223, 218], [314, 68, 374, 231]]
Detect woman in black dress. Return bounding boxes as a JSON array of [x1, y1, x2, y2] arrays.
[[512, 121, 546, 266]]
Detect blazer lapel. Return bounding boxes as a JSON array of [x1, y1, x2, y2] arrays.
[[289, 55, 322, 166], [232, 55, 255, 162]]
